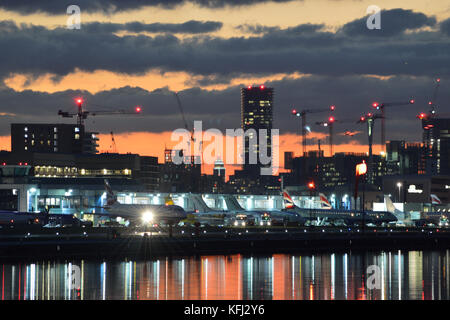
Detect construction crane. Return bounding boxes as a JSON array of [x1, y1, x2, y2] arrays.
[[357, 112, 384, 184], [428, 77, 441, 116], [58, 97, 142, 126], [174, 92, 194, 143], [315, 116, 336, 157], [173, 92, 202, 163], [291, 105, 335, 156], [110, 131, 118, 153], [371, 98, 415, 152], [417, 78, 442, 121]]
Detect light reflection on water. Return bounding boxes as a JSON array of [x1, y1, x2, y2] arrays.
[[0, 250, 449, 300]]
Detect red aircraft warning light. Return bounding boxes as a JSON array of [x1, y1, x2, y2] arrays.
[[372, 102, 379, 109], [330, 105, 336, 111], [291, 109, 297, 115], [328, 116, 335, 123], [75, 98, 83, 106], [360, 116, 366, 122], [417, 112, 427, 120], [307, 181, 316, 190], [135, 106, 142, 113], [260, 85, 265, 90], [409, 99, 415, 104]]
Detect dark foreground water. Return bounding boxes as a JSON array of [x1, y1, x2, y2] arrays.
[[0, 250, 449, 300]]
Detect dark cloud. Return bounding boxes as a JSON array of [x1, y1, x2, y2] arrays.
[[441, 18, 450, 36], [83, 20, 223, 34], [236, 23, 324, 35], [0, 9, 449, 82], [340, 8, 437, 37], [0, 0, 298, 14]]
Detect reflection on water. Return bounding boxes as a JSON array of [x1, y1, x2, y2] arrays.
[[1, 250, 449, 300]]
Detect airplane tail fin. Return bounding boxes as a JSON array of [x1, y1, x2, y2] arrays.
[[431, 194, 442, 205], [223, 194, 245, 211], [104, 179, 118, 206], [282, 190, 296, 209], [189, 194, 212, 213], [164, 195, 175, 206], [384, 195, 404, 220], [319, 193, 332, 209]]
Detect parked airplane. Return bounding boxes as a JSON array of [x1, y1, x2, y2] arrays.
[[103, 180, 187, 225], [283, 190, 397, 225], [385, 194, 450, 227], [185, 193, 231, 226], [222, 194, 307, 226]]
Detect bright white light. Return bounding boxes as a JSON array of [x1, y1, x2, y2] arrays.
[[29, 188, 37, 193], [141, 211, 153, 224]]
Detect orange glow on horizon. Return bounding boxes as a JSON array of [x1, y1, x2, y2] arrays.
[[0, 132, 383, 179]]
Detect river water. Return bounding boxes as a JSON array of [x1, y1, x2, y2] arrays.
[[0, 250, 449, 300]]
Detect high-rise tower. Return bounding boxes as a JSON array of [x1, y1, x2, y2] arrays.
[[241, 85, 274, 175]]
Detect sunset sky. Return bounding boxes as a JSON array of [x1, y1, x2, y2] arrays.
[[0, 0, 449, 175]]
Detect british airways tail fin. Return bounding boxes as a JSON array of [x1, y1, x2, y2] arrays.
[[283, 190, 297, 209], [431, 194, 442, 205], [319, 193, 332, 209], [104, 179, 118, 206]]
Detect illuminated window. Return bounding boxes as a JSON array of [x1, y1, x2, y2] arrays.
[[75, 127, 80, 132], [75, 134, 80, 140]]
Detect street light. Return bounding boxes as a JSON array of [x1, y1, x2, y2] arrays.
[[308, 181, 316, 228], [355, 161, 367, 232], [397, 182, 402, 203]]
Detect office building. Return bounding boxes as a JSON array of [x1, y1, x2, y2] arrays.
[[11, 123, 98, 154], [422, 118, 450, 175], [241, 85, 274, 175], [386, 140, 426, 175]]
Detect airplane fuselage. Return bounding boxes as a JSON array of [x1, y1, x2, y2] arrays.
[[104, 204, 187, 224], [283, 207, 397, 224]]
